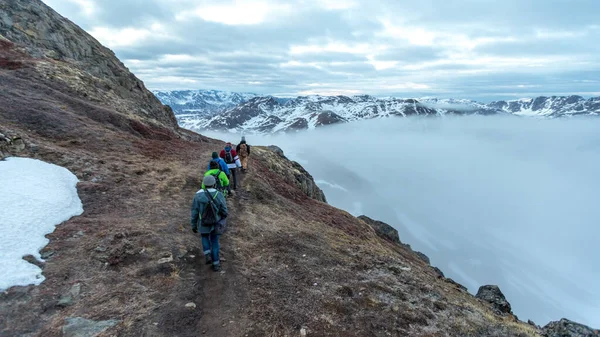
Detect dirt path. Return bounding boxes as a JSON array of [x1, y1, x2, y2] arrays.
[[175, 170, 252, 337]]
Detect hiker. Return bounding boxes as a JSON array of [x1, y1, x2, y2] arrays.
[[204, 160, 229, 193], [207, 151, 230, 176], [236, 136, 251, 172], [220, 142, 242, 190], [191, 175, 228, 272]]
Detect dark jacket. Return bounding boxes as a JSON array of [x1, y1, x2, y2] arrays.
[[190, 188, 228, 234], [236, 141, 251, 156]]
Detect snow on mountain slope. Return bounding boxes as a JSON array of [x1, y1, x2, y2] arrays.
[[166, 92, 600, 133], [199, 95, 439, 132], [152, 89, 257, 126], [488, 95, 599, 117]]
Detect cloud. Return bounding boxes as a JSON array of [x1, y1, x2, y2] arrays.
[[41, 0, 600, 100], [176, 1, 292, 25], [202, 115, 600, 328]]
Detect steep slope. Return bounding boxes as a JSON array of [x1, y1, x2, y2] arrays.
[[0, 1, 594, 336], [183, 94, 600, 133], [153, 89, 257, 127], [0, 0, 177, 129]]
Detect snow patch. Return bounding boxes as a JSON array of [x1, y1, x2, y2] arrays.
[[0, 158, 83, 290]]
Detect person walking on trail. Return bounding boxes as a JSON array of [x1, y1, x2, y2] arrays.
[[220, 142, 242, 190], [203, 160, 230, 194], [207, 151, 229, 176], [236, 136, 251, 173], [191, 175, 228, 272]]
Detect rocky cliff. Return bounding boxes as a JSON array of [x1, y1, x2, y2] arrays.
[[0, 1, 596, 336], [0, 0, 177, 130]]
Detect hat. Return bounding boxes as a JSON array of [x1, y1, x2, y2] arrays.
[[212, 151, 218, 159], [203, 175, 216, 187], [226, 142, 232, 146], [241, 136, 246, 142]]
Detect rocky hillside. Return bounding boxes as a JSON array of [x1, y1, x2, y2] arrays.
[[177, 94, 600, 132], [1, 1, 598, 336]]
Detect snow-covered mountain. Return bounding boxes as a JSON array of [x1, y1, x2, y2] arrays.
[[193, 95, 440, 132], [167, 93, 600, 133], [152, 89, 257, 126], [488, 96, 600, 117]]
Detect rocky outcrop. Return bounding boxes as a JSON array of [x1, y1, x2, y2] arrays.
[[0, 130, 26, 159], [258, 146, 326, 202], [542, 318, 599, 337], [283, 117, 309, 131], [0, 0, 177, 129], [314, 111, 347, 126], [358, 215, 401, 243], [266, 145, 285, 158], [476, 285, 513, 315]]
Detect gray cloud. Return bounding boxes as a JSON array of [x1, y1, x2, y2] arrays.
[[42, 0, 600, 100]]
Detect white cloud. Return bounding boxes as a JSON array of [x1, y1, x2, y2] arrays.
[[44, 0, 95, 16], [176, 0, 291, 25], [317, 0, 359, 10], [381, 82, 431, 90], [289, 41, 387, 56], [88, 23, 172, 48], [151, 76, 198, 84], [41, 0, 600, 100], [297, 89, 362, 96]]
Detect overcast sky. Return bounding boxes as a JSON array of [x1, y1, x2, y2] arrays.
[[42, 0, 600, 101]]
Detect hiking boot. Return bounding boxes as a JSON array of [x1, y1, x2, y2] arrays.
[[212, 264, 221, 272], [204, 254, 212, 265]]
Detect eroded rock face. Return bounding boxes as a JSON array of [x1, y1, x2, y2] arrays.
[[358, 215, 400, 243], [542, 318, 599, 337], [476, 285, 512, 315], [0, 0, 177, 129]]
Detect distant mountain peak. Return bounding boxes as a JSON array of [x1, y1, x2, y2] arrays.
[[153, 91, 600, 133]]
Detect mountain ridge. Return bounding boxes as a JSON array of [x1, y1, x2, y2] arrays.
[[156, 92, 600, 132]]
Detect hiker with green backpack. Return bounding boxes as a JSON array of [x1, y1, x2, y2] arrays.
[[191, 175, 228, 272], [203, 160, 230, 194]]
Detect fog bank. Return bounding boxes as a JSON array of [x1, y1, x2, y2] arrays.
[[201, 115, 600, 327]]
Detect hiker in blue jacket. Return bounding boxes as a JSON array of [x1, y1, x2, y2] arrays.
[[191, 175, 228, 272], [207, 151, 230, 176]]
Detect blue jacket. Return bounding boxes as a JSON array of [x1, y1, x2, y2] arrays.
[[190, 188, 228, 234], [208, 157, 230, 175]]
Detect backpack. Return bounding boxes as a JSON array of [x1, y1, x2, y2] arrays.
[[211, 170, 224, 191], [224, 150, 234, 164], [239, 144, 248, 158], [201, 190, 219, 226]]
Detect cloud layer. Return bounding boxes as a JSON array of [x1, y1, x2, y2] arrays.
[[203, 115, 600, 327], [43, 0, 600, 101]]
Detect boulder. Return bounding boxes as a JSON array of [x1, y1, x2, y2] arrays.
[[475, 285, 512, 315], [432, 267, 445, 278], [542, 318, 599, 337], [414, 251, 430, 265], [267, 145, 285, 158], [62, 317, 119, 337], [358, 215, 400, 244]]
